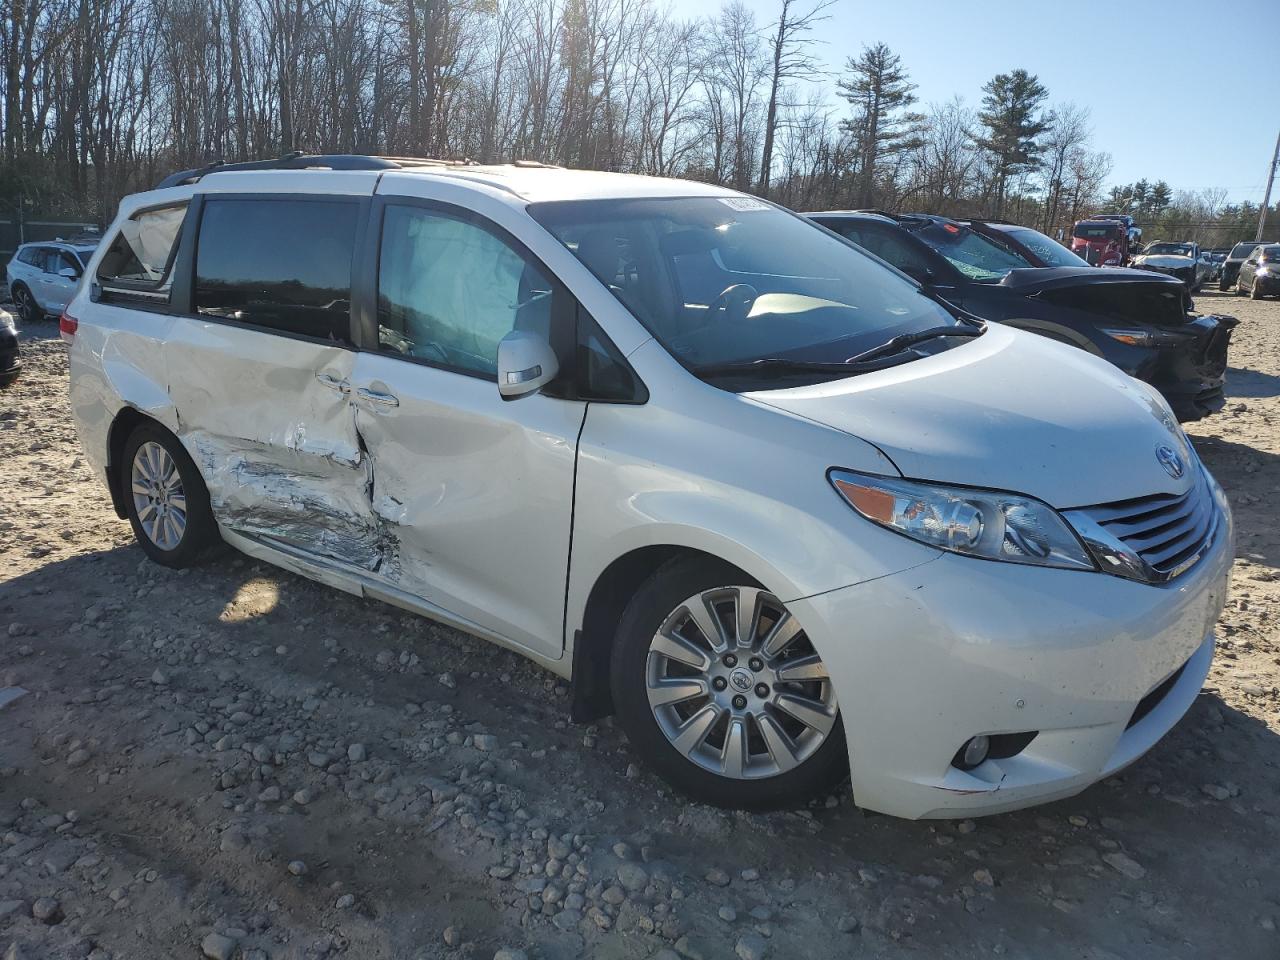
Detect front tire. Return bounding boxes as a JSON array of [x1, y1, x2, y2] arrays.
[[610, 556, 848, 810], [120, 423, 219, 567]]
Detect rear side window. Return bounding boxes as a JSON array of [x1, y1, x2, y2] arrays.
[[376, 204, 552, 377], [195, 198, 357, 343], [16, 246, 43, 266], [830, 221, 935, 277], [97, 205, 188, 302]]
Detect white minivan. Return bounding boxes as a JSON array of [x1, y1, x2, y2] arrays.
[[65, 155, 1232, 818]]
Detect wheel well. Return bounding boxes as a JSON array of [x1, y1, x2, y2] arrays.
[[104, 407, 153, 519], [570, 544, 728, 723]]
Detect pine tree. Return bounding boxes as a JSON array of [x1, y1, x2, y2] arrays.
[[975, 68, 1050, 215], [837, 43, 922, 208]]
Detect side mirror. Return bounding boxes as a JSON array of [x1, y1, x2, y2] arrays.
[[497, 330, 559, 400], [58, 266, 78, 279]]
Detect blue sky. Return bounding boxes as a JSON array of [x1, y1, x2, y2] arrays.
[[678, 0, 1278, 205]]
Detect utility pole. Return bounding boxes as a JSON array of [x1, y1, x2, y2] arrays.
[[1258, 127, 1280, 242]]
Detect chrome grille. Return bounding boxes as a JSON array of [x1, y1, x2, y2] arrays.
[[1065, 469, 1219, 583]]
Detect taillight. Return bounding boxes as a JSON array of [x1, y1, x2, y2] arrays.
[[59, 310, 78, 342]]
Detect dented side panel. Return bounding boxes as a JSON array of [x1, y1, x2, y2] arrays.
[[349, 351, 585, 661], [162, 318, 382, 567]]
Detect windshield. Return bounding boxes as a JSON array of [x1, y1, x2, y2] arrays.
[[1003, 227, 1088, 267], [1231, 243, 1263, 259], [1260, 246, 1280, 262], [1073, 223, 1122, 240], [1145, 243, 1193, 257], [528, 196, 961, 374], [909, 222, 1033, 281]]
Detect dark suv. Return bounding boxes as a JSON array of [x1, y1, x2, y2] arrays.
[[805, 211, 1236, 421], [1221, 240, 1276, 290]]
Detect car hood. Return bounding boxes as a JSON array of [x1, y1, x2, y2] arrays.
[[992, 265, 1183, 293], [1133, 254, 1194, 268], [746, 324, 1196, 509]]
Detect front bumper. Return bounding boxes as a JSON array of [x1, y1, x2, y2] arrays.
[[1137, 314, 1236, 422], [1254, 274, 1280, 295], [792, 507, 1232, 819]]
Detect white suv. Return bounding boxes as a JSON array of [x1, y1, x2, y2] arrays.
[[65, 155, 1233, 818], [6, 239, 98, 322]]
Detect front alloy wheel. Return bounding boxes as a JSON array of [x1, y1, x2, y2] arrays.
[[646, 586, 837, 779], [612, 557, 848, 809]]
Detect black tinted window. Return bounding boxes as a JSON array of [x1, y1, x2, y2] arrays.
[[828, 221, 935, 277], [195, 199, 357, 342]]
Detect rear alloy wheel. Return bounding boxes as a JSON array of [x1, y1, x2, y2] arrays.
[[120, 423, 218, 567], [1250, 282, 1262, 300], [612, 557, 847, 809], [11, 285, 38, 323]]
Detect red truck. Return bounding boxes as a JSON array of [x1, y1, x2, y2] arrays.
[[1070, 214, 1142, 267]]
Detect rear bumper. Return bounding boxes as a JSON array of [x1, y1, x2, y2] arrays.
[[0, 340, 19, 388], [791, 508, 1232, 819]]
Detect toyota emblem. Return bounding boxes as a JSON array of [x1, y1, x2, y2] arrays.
[[1156, 444, 1185, 479]]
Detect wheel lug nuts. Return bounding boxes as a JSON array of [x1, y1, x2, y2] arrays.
[[723, 654, 738, 667], [732, 694, 747, 709], [748, 657, 763, 671], [755, 683, 769, 698], [712, 677, 727, 691]]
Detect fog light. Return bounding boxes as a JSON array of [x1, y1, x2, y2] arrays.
[[956, 735, 990, 770]]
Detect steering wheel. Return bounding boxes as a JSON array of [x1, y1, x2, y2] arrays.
[[705, 283, 759, 325]]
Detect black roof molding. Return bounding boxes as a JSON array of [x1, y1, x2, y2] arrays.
[[152, 152, 475, 190]]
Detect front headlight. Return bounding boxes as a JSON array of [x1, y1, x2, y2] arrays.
[[830, 470, 1096, 571], [1100, 327, 1191, 347], [1258, 266, 1276, 277]]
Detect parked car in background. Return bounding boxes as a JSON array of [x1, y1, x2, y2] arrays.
[[0, 308, 19, 388], [6, 239, 98, 323], [963, 219, 1090, 268], [1236, 244, 1280, 299], [1220, 240, 1275, 290], [1205, 251, 1226, 283], [64, 155, 1233, 819], [1131, 240, 1209, 291], [806, 211, 1234, 421]]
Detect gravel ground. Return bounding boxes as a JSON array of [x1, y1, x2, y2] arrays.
[[1, 289, 1279, 960]]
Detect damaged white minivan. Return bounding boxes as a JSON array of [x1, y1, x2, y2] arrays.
[[66, 155, 1233, 818]]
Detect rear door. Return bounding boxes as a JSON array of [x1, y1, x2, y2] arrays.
[[347, 197, 586, 659], [162, 192, 383, 568]]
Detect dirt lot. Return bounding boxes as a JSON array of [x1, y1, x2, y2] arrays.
[[1, 289, 1279, 960]]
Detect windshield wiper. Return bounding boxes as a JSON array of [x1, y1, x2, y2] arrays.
[[846, 322, 985, 364], [692, 352, 923, 380]]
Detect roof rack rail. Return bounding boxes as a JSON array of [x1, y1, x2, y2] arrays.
[[851, 208, 898, 219], [155, 152, 402, 189]]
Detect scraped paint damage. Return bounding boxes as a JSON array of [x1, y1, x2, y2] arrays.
[[185, 425, 406, 574]]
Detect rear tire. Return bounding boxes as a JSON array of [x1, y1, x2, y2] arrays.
[[120, 422, 219, 567], [11, 284, 39, 323], [1250, 283, 1262, 300], [610, 555, 848, 810]]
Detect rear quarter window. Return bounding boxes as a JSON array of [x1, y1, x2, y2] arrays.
[[97, 204, 189, 303]]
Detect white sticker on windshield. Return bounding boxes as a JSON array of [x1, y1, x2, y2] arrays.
[[719, 197, 770, 212]]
